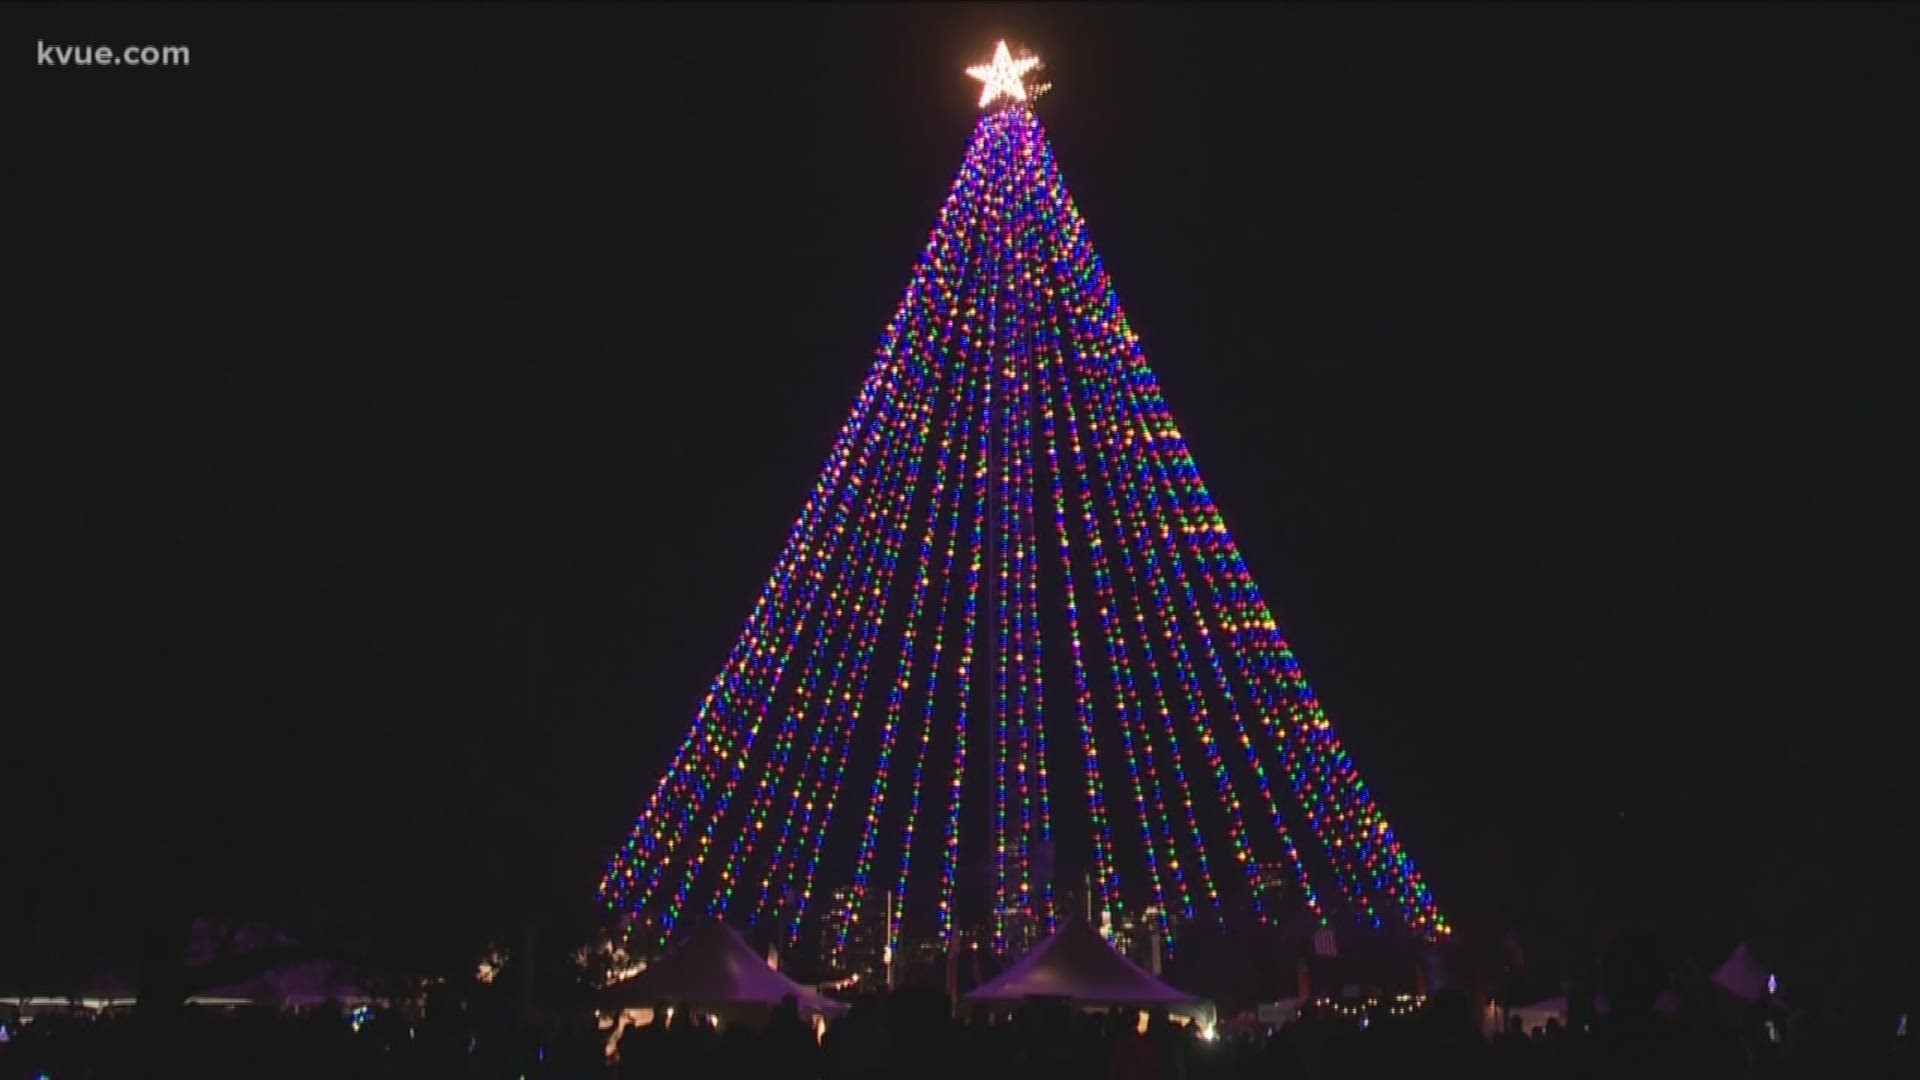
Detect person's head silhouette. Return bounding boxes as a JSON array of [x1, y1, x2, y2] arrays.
[[1601, 933, 1668, 1019]]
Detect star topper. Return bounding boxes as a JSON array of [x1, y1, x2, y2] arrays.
[[967, 40, 1048, 109]]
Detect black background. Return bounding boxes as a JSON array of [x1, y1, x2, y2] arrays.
[[8, 4, 1913, 984]]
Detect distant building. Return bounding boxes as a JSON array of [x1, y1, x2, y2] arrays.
[[1002, 906, 1044, 958], [816, 887, 885, 979], [1100, 902, 1171, 972]]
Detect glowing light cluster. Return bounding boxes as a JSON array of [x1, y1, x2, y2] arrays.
[[966, 40, 1041, 109], [600, 50, 1447, 953]]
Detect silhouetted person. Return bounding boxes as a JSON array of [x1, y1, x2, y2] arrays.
[[1107, 1010, 1158, 1080], [765, 994, 819, 1080], [1262, 1020, 1307, 1080], [1143, 1006, 1184, 1080], [1401, 989, 1488, 1078], [1492, 1013, 1532, 1079], [1585, 932, 1743, 1080]]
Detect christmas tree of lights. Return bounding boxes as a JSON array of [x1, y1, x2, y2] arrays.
[[601, 43, 1447, 956]]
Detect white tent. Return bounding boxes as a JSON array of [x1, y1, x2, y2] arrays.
[[1506, 995, 1568, 1033], [202, 959, 378, 1008], [1710, 942, 1774, 1004], [603, 920, 847, 1020], [964, 920, 1215, 1025], [1501, 989, 1681, 1035], [1255, 997, 1305, 1026]]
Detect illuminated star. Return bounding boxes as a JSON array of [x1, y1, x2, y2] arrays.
[[966, 40, 1041, 109]]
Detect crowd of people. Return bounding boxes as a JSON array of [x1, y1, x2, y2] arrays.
[[1, 982, 1910, 1080]]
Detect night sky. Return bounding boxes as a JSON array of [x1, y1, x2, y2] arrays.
[[11, 5, 1913, 982]]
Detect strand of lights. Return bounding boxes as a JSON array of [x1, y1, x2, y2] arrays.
[[750, 317, 933, 935], [603, 332, 896, 927], [1007, 114, 1350, 928], [1029, 105, 1395, 931], [709, 265, 948, 924], [990, 129, 1016, 951], [619, 121, 991, 937], [628, 334, 910, 942], [939, 315, 989, 942], [1130, 398, 1297, 920], [1113, 314, 1442, 934], [837, 136, 992, 947], [1009, 175, 1055, 932], [1118, 339, 1369, 924], [1116, 335, 1442, 933], [1031, 227, 1119, 925], [1097, 324, 1324, 923], [1308, 995, 1429, 1019], [727, 154, 986, 925], [939, 116, 1005, 942], [664, 335, 904, 938], [1043, 187, 1281, 921], [855, 127, 996, 944], [1038, 203, 1168, 924], [1009, 274, 1034, 930], [896, 164, 996, 943], [790, 329, 941, 944], [1003, 157, 1044, 932], [1104, 343, 1380, 919], [888, 279, 982, 950], [1109, 363, 1323, 923], [1068, 305, 1197, 923], [1018, 125, 1206, 928], [875, 137, 996, 946], [770, 323, 940, 940], [752, 126, 1003, 937], [1077, 349, 1231, 918], [841, 286, 969, 951]]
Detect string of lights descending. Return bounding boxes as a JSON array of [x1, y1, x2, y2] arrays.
[[1104, 342, 1325, 922], [1115, 304, 1441, 932], [1082, 343, 1249, 915], [773, 265, 949, 936], [1071, 297, 1199, 924], [1039, 251, 1169, 924], [600, 42, 1448, 952], [840, 271, 970, 951], [707, 277, 944, 922], [868, 263, 981, 956], [941, 123, 999, 943], [1012, 201, 1057, 934], [714, 329, 921, 938], [1084, 357, 1233, 916], [826, 203, 984, 946], [990, 123, 1016, 950], [1032, 245, 1117, 927], [609, 302, 900, 943], [789, 319, 941, 943]]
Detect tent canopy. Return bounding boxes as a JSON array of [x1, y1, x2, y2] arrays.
[[1711, 942, 1773, 1004], [964, 920, 1214, 1024], [604, 920, 847, 1017]]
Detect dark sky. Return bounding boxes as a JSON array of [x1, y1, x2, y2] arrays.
[[10, 4, 1913, 979]]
